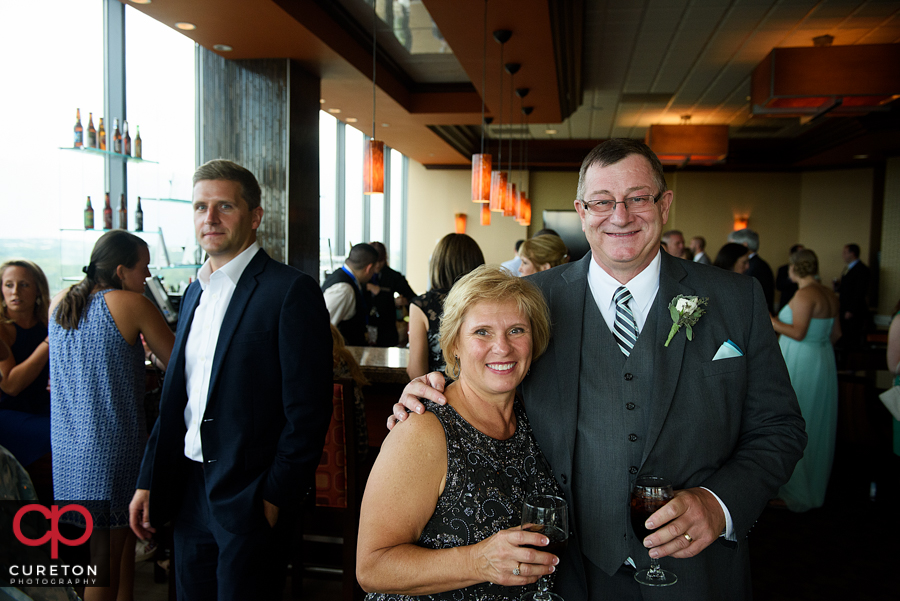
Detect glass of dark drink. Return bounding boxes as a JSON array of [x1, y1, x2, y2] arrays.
[[520, 494, 568, 601], [630, 475, 677, 586]]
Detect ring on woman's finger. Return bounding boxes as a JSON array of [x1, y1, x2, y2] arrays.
[[512, 562, 521, 576]]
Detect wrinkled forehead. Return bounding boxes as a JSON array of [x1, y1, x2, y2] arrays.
[[583, 155, 657, 196]]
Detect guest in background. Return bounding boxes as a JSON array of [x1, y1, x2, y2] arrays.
[[837, 243, 871, 350], [714, 242, 751, 274], [408, 234, 484, 379], [776, 244, 804, 312], [501, 239, 525, 275], [49, 230, 175, 601], [331, 323, 370, 460], [0, 260, 52, 502], [366, 242, 416, 348], [887, 300, 900, 458], [518, 234, 568, 276], [661, 230, 685, 257], [358, 265, 561, 599], [729, 228, 775, 314], [690, 236, 711, 265], [323, 243, 380, 346], [770, 249, 840, 511]]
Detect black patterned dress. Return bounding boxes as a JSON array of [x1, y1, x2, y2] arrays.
[[410, 289, 449, 375], [365, 399, 563, 601]]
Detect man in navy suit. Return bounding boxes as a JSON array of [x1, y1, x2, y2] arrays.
[[394, 140, 805, 600], [129, 160, 332, 600]]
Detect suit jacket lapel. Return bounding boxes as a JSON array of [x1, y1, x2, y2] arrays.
[[206, 249, 268, 407], [553, 253, 591, 464], [642, 253, 695, 466]]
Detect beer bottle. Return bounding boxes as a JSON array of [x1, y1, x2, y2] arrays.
[[87, 113, 97, 148], [103, 193, 113, 230], [118, 194, 127, 230], [84, 196, 94, 230], [98, 117, 107, 150], [123, 121, 132, 156], [134, 126, 142, 159], [74, 109, 83, 148], [113, 119, 122, 154], [134, 197, 144, 232]]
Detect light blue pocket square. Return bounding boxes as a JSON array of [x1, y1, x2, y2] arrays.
[[713, 339, 743, 361]]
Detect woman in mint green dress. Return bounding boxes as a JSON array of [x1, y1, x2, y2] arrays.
[[770, 249, 840, 512]]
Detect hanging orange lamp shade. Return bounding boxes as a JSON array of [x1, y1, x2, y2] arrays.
[[455, 213, 467, 234], [503, 182, 516, 216], [471, 153, 492, 203], [364, 139, 385, 195], [517, 197, 531, 226], [489, 171, 507, 212], [645, 124, 728, 166], [480, 202, 491, 226], [515, 189, 525, 221]]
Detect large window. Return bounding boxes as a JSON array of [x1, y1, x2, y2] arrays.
[[319, 111, 408, 282]]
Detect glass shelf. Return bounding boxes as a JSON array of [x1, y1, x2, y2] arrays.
[[142, 197, 191, 204], [59, 146, 157, 164]]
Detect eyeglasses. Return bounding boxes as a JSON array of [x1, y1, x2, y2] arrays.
[[579, 192, 662, 216]]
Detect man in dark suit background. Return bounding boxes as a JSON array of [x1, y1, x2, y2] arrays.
[[690, 235, 712, 265], [395, 139, 806, 600], [838, 243, 871, 349], [775, 243, 804, 312], [729, 228, 776, 314], [129, 160, 333, 600]]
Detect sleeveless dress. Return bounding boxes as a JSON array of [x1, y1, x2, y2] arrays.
[[410, 289, 449, 375], [365, 399, 563, 601], [0, 322, 51, 466], [49, 289, 146, 528], [776, 305, 838, 512]]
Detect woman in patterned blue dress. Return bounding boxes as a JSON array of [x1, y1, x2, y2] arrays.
[[49, 230, 174, 601], [358, 265, 564, 600]]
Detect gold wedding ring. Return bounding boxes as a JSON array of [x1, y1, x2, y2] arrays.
[[683, 533, 693, 543], [513, 562, 521, 576]]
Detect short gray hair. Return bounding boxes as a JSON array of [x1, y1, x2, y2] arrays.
[[576, 139, 667, 201], [727, 228, 759, 252]]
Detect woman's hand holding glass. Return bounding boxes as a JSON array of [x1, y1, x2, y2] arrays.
[[470, 525, 558, 587]]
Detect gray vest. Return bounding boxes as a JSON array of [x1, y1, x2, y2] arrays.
[[572, 284, 658, 574]]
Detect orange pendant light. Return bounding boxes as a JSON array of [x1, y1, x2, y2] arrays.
[[480, 202, 491, 226]]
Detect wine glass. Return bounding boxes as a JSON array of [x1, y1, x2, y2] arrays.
[[520, 494, 568, 601], [630, 475, 678, 586]]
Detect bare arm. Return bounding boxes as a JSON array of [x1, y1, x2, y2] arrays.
[[0, 323, 49, 397], [406, 303, 430, 379], [357, 411, 554, 594], [888, 314, 900, 374]]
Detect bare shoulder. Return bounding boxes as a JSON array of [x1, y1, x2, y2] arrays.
[[383, 408, 445, 455]]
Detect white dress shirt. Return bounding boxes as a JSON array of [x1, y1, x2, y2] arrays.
[[586, 249, 735, 541], [323, 282, 357, 325], [693, 251, 707, 263], [183, 242, 260, 462]]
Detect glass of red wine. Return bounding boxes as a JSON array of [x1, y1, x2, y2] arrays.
[[630, 475, 678, 586], [520, 494, 568, 601]]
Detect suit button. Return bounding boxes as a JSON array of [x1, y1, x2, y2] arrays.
[[624, 373, 633, 381], [561, 473, 568, 484], [629, 434, 638, 442], [626, 402, 636, 410], [629, 466, 638, 474]]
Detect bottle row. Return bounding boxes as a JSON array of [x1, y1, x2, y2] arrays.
[[73, 108, 143, 158], [84, 193, 144, 232]]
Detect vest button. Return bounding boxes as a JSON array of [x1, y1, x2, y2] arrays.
[[629, 433, 638, 442], [626, 402, 636, 410], [629, 466, 638, 474], [624, 373, 633, 381]]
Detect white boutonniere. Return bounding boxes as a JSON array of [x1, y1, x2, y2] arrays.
[[665, 295, 708, 347]]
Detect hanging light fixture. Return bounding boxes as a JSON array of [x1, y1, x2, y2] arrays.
[[481, 202, 491, 226], [364, 0, 384, 195], [503, 62, 520, 217], [517, 104, 533, 226], [471, 0, 492, 203], [515, 91, 530, 222], [489, 30, 511, 213]]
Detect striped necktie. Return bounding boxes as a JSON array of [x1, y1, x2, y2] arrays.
[[614, 286, 639, 356]]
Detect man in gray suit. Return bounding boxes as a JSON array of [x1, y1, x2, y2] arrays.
[[394, 139, 806, 600]]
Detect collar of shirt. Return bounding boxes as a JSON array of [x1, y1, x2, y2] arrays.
[[748, 252, 757, 260], [587, 250, 662, 332], [197, 242, 261, 290], [847, 259, 859, 270]]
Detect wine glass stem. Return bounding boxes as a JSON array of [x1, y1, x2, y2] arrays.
[[647, 558, 665, 579]]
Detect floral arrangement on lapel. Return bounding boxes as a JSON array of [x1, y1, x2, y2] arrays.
[[664, 295, 708, 347]]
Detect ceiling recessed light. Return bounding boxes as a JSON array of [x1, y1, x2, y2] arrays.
[[131, 0, 152, 4], [213, 44, 232, 52], [320, 99, 326, 104], [545, 129, 557, 135], [381, 123, 390, 127], [346, 117, 358, 123], [175, 22, 196, 31], [328, 108, 341, 114], [854, 154, 869, 159]]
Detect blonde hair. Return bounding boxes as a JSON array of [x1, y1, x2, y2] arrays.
[[519, 235, 568, 270], [331, 324, 368, 387], [439, 265, 550, 380], [790, 248, 819, 278], [1, 260, 51, 326]]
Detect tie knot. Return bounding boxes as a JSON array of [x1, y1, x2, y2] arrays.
[[614, 286, 632, 306]]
